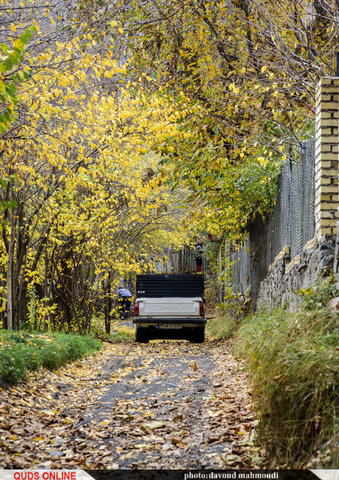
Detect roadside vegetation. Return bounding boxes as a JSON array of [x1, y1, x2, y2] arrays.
[[235, 307, 338, 468], [91, 319, 134, 343], [211, 303, 338, 467], [0, 331, 101, 385], [209, 275, 339, 468], [207, 310, 241, 340]]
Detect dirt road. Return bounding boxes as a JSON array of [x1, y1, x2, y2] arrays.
[[0, 339, 260, 469]]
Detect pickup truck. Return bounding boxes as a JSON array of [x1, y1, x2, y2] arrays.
[[133, 274, 206, 343]]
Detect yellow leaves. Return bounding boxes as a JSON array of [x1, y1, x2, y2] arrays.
[[13, 38, 24, 51], [229, 82, 240, 95], [0, 33, 195, 284], [57, 76, 70, 88], [77, 70, 87, 83], [53, 88, 62, 98]]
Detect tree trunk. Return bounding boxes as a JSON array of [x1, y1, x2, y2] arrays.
[[6, 212, 15, 330], [217, 241, 223, 303], [104, 274, 112, 334], [248, 215, 269, 305]]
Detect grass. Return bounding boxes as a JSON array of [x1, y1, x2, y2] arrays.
[[92, 320, 135, 342], [234, 307, 338, 467], [207, 309, 242, 339], [111, 329, 134, 342], [0, 330, 101, 385]]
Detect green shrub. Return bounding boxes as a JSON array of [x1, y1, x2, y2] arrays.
[[234, 307, 338, 467], [297, 274, 338, 310], [0, 331, 101, 385]]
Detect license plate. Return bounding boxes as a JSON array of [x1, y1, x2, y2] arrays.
[[157, 324, 183, 329]]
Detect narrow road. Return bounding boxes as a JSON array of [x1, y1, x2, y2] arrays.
[[0, 340, 260, 469]]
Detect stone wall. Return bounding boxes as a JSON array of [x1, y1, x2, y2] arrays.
[[256, 237, 336, 309]]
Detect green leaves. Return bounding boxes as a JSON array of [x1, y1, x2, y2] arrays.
[[0, 175, 17, 211], [110, 0, 337, 238], [0, 25, 35, 133]]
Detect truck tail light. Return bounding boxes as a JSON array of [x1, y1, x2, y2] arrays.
[[199, 301, 205, 317], [134, 301, 139, 317]]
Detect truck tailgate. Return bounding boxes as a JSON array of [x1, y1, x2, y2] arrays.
[[138, 297, 201, 317]]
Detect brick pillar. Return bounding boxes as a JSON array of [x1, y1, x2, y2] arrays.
[[314, 77, 339, 238]]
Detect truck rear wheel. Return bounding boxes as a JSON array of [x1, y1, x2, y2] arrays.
[[135, 327, 149, 343], [190, 326, 205, 343]]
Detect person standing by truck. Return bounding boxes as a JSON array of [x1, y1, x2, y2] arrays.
[[195, 243, 203, 273], [117, 286, 132, 319]]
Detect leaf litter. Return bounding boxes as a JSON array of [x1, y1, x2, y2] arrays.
[[0, 339, 263, 469]]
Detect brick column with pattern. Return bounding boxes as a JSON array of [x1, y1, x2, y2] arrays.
[[314, 77, 339, 237]]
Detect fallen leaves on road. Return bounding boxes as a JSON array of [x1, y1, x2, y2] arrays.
[[0, 338, 262, 469]]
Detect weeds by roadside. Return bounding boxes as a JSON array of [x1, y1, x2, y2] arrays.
[[0, 331, 101, 385], [234, 307, 338, 468], [91, 319, 134, 342], [207, 309, 242, 339], [297, 274, 338, 310]]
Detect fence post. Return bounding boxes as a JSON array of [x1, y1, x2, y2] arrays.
[[314, 77, 339, 238]]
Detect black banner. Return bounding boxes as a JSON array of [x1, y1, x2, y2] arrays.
[[85, 470, 321, 480]]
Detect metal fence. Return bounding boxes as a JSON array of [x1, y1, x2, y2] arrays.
[[168, 246, 208, 273], [231, 140, 315, 295], [230, 240, 251, 296], [266, 140, 315, 264]]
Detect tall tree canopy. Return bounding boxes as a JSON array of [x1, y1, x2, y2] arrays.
[[0, 2, 194, 331], [0, 0, 337, 330], [118, 0, 337, 232]]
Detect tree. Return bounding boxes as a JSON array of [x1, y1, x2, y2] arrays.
[[104, 0, 337, 233], [0, 14, 194, 331], [0, 19, 37, 329]]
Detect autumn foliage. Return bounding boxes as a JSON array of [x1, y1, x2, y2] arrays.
[[0, 3, 195, 332], [0, 0, 338, 332]]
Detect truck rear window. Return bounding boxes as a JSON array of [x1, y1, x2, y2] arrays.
[[136, 274, 204, 298]]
